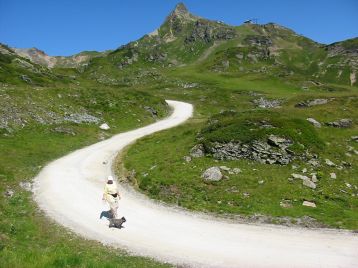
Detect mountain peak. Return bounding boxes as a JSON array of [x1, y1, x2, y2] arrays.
[[168, 2, 194, 20], [173, 2, 189, 16]]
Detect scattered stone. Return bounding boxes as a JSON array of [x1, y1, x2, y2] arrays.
[[4, 189, 14, 197], [20, 74, 32, 84], [190, 144, 205, 158], [267, 135, 292, 148], [302, 168, 307, 173], [325, 159, 335, 167], [345, 183, 352, 188], [183, 156, 192, 162], [219, 166, 231, 171], [291, 173, 316, 189], [232, 168, 242, 174], [266, 159, 276, 165], [243, 192, 250, 198], [64, 113, 100, 124], [330, 173, 337, 179], [144, 106, 158, 118], [280, 200, 293, 208], [308, 159, 320, 167], [292, 165, 298, 169], [202, 167, 223, 182], [341, 161, 351, 168], [302, 178, 316, 189], [295, 99, 328, 108], [99, 123, 110, 130], [253, 97, 281, 108], [52, 126, 76, 136], [19, 181, 32, 192], [150, 165, 157, 170], [326, 119, 353, 128], [226, 186, 240, 193], [302, 201, 316, 208], [311, 173, 318, 183], [291, 173, 309, 180], [306, 118, 321, 128], [258, 180, 265, 184], [351, 136, 358, 142]]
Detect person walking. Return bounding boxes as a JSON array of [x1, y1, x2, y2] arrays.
[[102, 175, 121, 219]]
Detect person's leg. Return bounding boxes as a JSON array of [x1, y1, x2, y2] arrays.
[[110, 200, 119, 219]]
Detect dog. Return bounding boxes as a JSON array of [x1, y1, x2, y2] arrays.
[[109, 216, 126, 229]]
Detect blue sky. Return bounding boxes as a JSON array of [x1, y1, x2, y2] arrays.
[[0, 0, 357, 56]]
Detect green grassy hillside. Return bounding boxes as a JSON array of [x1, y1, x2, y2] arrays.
[[1, 2, 358, 267]]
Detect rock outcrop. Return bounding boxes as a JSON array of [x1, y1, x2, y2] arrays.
[[207, 135, 294, 165], [253, 97, 281, 108], [295, 99, 328, 108], [190, 144, 205, 158], [325, 118, 352, 128]]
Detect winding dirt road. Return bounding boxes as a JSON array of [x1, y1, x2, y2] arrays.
[[34, 100, 358, 268]]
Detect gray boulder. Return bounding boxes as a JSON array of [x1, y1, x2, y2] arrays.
[[202, 167, 223, 182], [302, 178, 316, 189], [295, 99, 328, 108], [308, 159, 320, 167], [306, 118, 321, 128], [280, 200, 293, 208], [190, 144, 205, 158], [183, 156, 192, 162], [326, 119, 352, 128], [232, 168, 242, 174], [302, 201, 316, 208], [291, 173, 317, 189], [99, 123, 110, 130], [325, 159, 336, 167], [267, 135, 292, 149]]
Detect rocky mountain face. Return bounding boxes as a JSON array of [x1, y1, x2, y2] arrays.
[[13, 47, 57, 68], [325, 38, 358, 86], [79, 3, 356, 87], [1, 3, 357, 87], [0, 43, 60, 85], [11, 46, 108, 69]]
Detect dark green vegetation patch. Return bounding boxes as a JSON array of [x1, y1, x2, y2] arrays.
[[200, 110, 325, 154]]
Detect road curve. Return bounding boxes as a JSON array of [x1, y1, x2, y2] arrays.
[[34, 100, 358, 268]]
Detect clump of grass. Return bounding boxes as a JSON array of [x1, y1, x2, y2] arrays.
[[200, 110, 325, 154]]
